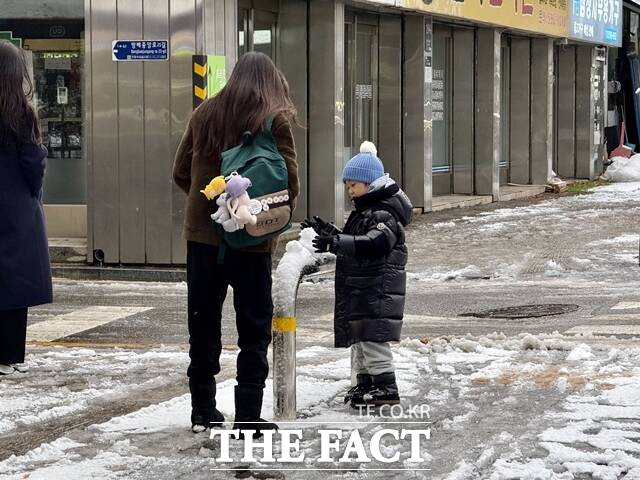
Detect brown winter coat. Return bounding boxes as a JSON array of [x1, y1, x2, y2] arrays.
[[172, 106, 299, 253]]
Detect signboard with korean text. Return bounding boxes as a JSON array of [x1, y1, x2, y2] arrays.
[[112, 40, 168, 61], [567, 0, 622, 46], [403, 0, 567, 36], [363, 0, 567, 37]]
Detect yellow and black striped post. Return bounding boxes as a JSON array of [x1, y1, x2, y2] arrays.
[[192, 55, 207, 109]]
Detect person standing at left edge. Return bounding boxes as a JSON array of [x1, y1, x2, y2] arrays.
[[0, 41, 52, 376]]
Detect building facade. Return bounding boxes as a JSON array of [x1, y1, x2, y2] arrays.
[[1, 0, 622, 264]]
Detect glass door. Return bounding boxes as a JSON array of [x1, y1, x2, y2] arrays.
[[344, 11, 379, 210], [237, 3, 278, 62], [432, 25, 452, 196], [25, 38, 85, 204]]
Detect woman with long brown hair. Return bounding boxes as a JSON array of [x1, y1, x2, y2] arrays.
[[0, 41, 51, 375], [173, 52, 299, 435]]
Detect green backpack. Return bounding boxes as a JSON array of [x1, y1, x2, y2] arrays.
[[215, 116, 292, 253]]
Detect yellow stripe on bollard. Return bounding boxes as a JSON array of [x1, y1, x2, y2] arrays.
[[194, 85, 207, 100], [273, 316, 296, 332], [193, 62, 207, 77]]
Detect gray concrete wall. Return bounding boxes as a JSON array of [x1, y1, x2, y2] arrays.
[[402, 14, 432, 211], [556, 46, 577, 178], [530, 38, 554, 185], [509, 37, 531, 185], [378, 15, 403, 185], [452, 28, 474, 195], [279, 0, 308, 221], [575, 45, 595, 179], [475, 28, 500, 198], [308, 0, 345, 225]]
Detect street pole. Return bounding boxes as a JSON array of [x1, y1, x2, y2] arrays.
[[272, 233, 334, 420], [272, 240, 315, 420]]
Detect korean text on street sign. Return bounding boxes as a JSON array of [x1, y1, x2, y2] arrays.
[[112, 40, 168, 61], [568, 0, 622, 47]]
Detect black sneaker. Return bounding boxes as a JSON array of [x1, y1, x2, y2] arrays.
[[344, 373, 373, 407], [360, 372, 400, 407]]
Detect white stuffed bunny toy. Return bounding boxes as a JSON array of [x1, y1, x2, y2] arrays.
[[225, 173, 257, 229], [211, 193, 240, 232]]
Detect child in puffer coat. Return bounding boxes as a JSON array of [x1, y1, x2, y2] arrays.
[[304, 141, 413, 408]]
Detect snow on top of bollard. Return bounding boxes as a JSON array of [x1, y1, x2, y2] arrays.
[[273, 229, 335, 315], [273, 240, 317, 315], [298, 228, 317, 254]]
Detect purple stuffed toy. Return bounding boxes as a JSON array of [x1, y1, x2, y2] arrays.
[[224, 172, 257, 228]]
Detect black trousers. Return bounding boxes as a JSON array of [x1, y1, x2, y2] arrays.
[[0, 307, 28, 364], [186, 241, 273, 388]]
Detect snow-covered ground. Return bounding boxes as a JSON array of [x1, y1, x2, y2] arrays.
[[5, 183, 640, 479], [406, 183, 640, 285], [4, 335, 640, 479]]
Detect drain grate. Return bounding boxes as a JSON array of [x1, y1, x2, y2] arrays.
[[460, 304, 579, 319]]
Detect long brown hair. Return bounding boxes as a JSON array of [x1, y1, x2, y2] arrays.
[[0, 40, 40, 143], [197, 52, 298, 159]]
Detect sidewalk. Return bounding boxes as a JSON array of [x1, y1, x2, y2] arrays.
[[49, 185, 555, 282], [2, 334, 640, 479], [6, 182, 640, 479]]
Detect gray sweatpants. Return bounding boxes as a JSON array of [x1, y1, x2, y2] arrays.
[[351, 341, 394, 376]]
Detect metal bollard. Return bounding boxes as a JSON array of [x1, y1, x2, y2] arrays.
[[272, 234, 334, 420]]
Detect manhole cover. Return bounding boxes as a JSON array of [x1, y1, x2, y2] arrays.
[[460, 304, 579, 319]]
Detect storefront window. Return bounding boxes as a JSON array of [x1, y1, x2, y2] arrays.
[[0, 21, 85, 205], [432, 27, 451, 173], [28, 40, 85, 204], [237, 7, 277, 62], [253, 11, 276, 60]]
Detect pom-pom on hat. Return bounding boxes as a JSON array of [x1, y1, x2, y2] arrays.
[[342, 141, 385, 184]]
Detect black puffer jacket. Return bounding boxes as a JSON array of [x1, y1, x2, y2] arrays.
[[333, 181, 413, 348]]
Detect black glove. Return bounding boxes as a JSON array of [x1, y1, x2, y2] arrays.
[[312, 235, 338, 254], [301, 217, 320, 233], [302, 216, 341, 236]]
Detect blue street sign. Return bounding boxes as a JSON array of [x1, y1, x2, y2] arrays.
[[568, 0, 622, 47], [111, 40, 168, 61]]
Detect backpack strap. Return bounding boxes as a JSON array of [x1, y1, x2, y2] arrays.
[[264, 114, 276, 132]]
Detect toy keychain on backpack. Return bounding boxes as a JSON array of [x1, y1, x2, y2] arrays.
[[224, 172, 261, 229], [201, 172, 262, 232], [200, 176, 226, 200]]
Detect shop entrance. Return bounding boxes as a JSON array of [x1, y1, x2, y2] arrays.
[[238, 0, 278, 61], [432, 24, 452, 195], [344, 10, 402, 208], [432, 24, 475, 196]]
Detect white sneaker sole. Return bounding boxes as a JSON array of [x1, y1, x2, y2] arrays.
[[0, 364, 15, 375]]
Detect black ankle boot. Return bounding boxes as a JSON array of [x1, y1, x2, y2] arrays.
[[362, 372, 400, 406], [190, 379, 225, 432], [344, 374, 373, 407], [232, 385, 278, 440]]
